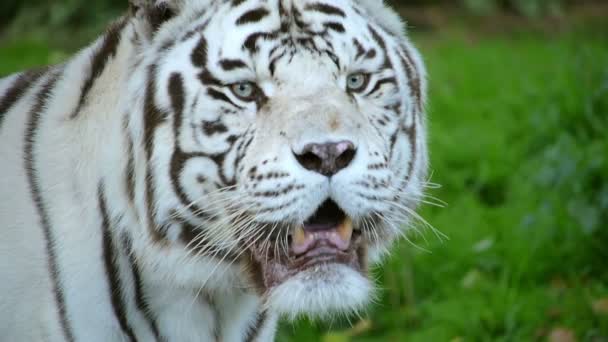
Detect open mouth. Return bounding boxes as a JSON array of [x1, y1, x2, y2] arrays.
[[249, 199, 364, 290], [291, 200, 357, 267]]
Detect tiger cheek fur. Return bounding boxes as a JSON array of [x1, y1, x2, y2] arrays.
[[0, 0, 427, 341]]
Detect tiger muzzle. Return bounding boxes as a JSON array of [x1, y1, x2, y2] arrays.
[[249, 199, 364, 289]]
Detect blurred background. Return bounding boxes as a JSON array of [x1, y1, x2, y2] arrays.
[[1, 0, 607, 341]]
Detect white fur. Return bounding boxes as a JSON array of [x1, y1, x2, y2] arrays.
[[265, 264, 373, 320], [356, 0, 408, 37], [0, 1, 427, 341]]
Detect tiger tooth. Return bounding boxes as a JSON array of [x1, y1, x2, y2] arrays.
[[293, 225, 307, 247], [337, 217, 353, 242]]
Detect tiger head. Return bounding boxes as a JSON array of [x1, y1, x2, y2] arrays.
[[126, 0, 427, 319]]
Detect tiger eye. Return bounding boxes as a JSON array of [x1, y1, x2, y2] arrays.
[[230, 82, 258, 101], [346, 73, 370, 93]]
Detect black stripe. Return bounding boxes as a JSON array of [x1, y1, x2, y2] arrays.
[[324, 22, 345, 33], [243, 32, 264, 53], [201, 293, 221, 341], [126, 135, 136, 206], [292, 5, 308, 30], [24, 70, 75, 342], [146, 2, 176, 33], [167, 150, 238, 192], [245, 310, 268, 342], [207, 88, 242, 109], [0, 68, 47, 128], [399, 46, 422, 112], [252, 184, 296, 198], [123, 235, 162, 341], [167, 73, 190, 211], [142, 66, 166, 166], [242, 31, 279, 53], [234, 131, 255, 173], [365, 49, 377, 60], [400, 50, 419, 182], [123, 115, 137, 208], [70, 18, 127, 119], [397, 53, 419, 113], [389, 126, 399, 160], [168, 73, 215, 220], [369, 25, 387, 51], [191, 36, 207, 68], [305, 3, 346, 17], [202, 120, 228, 135], [236, 8, 270, 25], [352, 39, 366, 59], [368, 25, 394, 71], [268, 50, 286, 76], [144, 164, 164, 241], [405, 122, 417, 180], [255, 196, 298, 214], [366, 77, 397, 96], [232, 0, 248, 7], [98, 183, 138, 342], [198, 70, 223, 87], [219, 59, 248, 71], [168, 73, 184, 116], [143, 65, 169, 241]]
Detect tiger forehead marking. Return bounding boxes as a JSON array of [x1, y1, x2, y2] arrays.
[[0, 0, 428, 340]]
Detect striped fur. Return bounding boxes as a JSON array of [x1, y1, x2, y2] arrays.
[[0, 0, 428, 341]]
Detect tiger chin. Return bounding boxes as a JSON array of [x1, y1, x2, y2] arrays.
[[0, 0, 428, 341]]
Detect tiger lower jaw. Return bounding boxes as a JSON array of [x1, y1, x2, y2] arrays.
[[264, 262, 373, 320], [249, 200, 374, 318]]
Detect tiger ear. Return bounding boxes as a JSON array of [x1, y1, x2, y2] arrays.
[[129, 0, 181, 38]]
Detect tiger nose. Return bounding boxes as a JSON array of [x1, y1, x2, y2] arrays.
[[293, 141, 357, 177]]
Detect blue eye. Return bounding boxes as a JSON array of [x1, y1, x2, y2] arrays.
[[346, 73, 369, 92], [230, 82, 259, 101]]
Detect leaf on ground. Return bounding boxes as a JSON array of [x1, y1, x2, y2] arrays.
[[472, 237, 494, 253], [549, 277, 568, 296], [546, 307, 562, 319], [534, 327, 548, 340], [592, 298, 608, 315], [548, 328, 577, 342], [461, 269, 482, 289]]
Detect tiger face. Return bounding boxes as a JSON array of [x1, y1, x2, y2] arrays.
[[130, 0, 427, 318]]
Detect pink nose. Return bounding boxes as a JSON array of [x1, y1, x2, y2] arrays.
[[293, 141, 356, 177]]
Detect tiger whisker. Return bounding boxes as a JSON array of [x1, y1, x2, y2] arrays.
[[168, 185, 240, 219], [373, 212, 430, 253], [183, 203, 257, 257], [190, 224, 269, 305], [385, 200, 447, 242]]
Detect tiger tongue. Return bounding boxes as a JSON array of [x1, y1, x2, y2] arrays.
[[292, 218, 353, 256]]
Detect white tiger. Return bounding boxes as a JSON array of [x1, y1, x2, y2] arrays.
[[0, 0, 428, 341]]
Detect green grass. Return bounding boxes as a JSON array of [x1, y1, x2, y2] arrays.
[[1, 16, 607, 342]]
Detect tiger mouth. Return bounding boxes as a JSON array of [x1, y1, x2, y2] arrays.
[[249, 200, 364, 290]]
